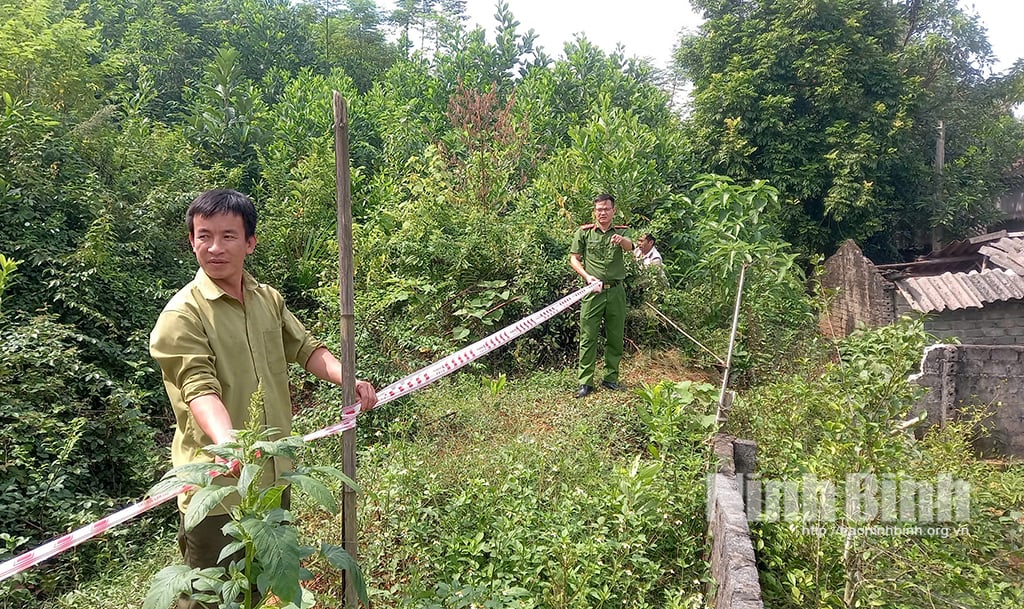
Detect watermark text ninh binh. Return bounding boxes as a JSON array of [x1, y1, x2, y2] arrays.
[[710, 473, 971, 538]]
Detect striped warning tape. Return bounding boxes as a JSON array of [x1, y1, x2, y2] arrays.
[[0, 281, 600, 582]]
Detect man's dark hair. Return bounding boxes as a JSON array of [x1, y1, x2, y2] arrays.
[[644, 233, 656, 245], [593, 193, 615, 206], [186, 189, 258, 239]]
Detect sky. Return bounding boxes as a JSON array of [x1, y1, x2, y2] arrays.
[[452, 0, 1023, 75]]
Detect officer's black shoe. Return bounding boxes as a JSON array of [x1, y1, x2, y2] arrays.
[[575, 385, 594, 398], [600, 380, 621, 391]]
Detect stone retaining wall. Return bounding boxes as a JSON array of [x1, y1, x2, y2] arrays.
[[707, 435, 763, 609]]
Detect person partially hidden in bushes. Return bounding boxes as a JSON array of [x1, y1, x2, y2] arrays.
[[634, 233, 663, 266], [570, 193, 634, 398], [149, 188, 378, 608]]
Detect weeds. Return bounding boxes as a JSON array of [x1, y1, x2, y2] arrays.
[[731, 318, 1024, 608], [301, 370, 712, 608]]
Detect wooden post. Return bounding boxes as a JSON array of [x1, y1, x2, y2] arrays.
[[932, 120, 946, 251], [333, 91, 359, 607]]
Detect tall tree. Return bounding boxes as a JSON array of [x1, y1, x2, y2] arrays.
[[677, 0, 1024, 258], [311, 0, 400, 92], [0, 0, 106, 115], [390, 0, 466, 57]]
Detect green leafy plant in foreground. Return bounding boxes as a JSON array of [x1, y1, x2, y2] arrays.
[[634, 379, 718, 457], [144, 392, 368, 609]]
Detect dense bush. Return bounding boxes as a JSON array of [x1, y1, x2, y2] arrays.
[[729, 318, 1024, 608], [297, 372, 715, 609], [0, 314, 162, 599]]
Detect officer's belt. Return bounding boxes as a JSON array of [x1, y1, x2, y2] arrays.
[[600, 280, 624, 289]]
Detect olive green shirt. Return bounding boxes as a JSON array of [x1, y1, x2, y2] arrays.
[[150, 269, 323, 514], [570, 224, 634, 282]]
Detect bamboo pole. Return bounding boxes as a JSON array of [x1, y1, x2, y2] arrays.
[[333, 91, 359, 607]]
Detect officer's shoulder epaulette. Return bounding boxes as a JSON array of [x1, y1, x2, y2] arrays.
[[613, 225, 629, 229], [580, 223, 597, 229]]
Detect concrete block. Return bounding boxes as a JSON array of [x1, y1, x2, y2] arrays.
[[708, 470, 764, 609], [989, 349, 1022, 362], [961, 359, 986, 376]]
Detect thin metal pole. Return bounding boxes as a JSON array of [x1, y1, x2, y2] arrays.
[[716, 263, 747, 424], [333, 91, 359, 608]]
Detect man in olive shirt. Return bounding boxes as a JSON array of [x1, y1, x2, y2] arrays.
[[149, 189, 377, 600], [569, 193, 633, 398]]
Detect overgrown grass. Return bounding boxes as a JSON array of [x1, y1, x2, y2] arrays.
[[28, 358, 712, 608], [26, 327, 1024, 609], [295, 367, 714, 609], [33, 528, 178, 609]]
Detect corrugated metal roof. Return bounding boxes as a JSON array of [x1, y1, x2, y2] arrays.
[[895, 268, 1024, 313], [979, 237, 1024, 274], [878, 233, 1024, 277]]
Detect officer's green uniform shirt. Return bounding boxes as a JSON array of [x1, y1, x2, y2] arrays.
[[571, 223, 634, 280], [150, 268, 323, 515], [571, 223, 633, 387]]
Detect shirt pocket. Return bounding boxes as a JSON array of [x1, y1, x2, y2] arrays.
[[263, 329, 289, 374]]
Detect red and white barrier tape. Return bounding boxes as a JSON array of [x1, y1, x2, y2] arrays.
[[0, 282, 599, 582]]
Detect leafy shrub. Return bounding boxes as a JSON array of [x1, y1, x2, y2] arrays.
[[301, 372, 711, 608], [145, 393, 368, 609], [731, 318, 1024, 608], [0, 314, 160, 599]]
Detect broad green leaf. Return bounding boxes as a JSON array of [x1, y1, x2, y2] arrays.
[[243, 518, 303, 605], [221, 579, 244, 606], [256, 484, 288, 512], [184, 485, 236, 531], [217, 540, 246, 564], [238, 463, 262, 501], [309, 465, 360, 492], [320, 543, 370, 605], [283, 473, 338, 513], [143, 565, 196, 609]]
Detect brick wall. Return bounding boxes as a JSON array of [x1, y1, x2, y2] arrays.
[[896, 298, 1024, 346], [819, 240, 895, 338], [912, 345, 1024, 457]]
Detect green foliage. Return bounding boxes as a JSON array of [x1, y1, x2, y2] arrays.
[[0, 0, 107, 115], [532, 94, 671, 223], [730, 317, 1024, 607], [145, 392, 368, 609], [184, 47, 267, 189], [1, 0, 1021, 603], [0, 253, 18, 315], [308, 372, 709, 608], [348, 141, 576, 378], [634, 380, 718, 456], [677, 0, 1024, 255], [311, 0, 399, 93], [630, 176, 813, 382], [0, 315, 160, 599]]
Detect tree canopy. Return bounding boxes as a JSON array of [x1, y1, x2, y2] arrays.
[[677, 0, 1024, 257], [1, 0, 1022, 602]]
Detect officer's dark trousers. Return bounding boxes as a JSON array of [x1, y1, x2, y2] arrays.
[[577, 283, 626, 387]]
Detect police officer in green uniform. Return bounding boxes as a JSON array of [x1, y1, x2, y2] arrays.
[[570, 193, 634, 398]]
